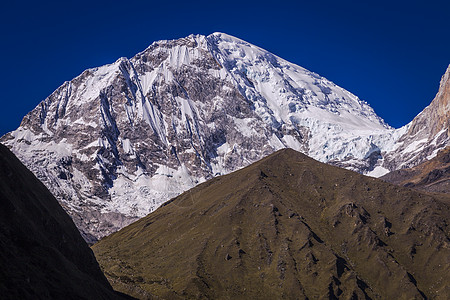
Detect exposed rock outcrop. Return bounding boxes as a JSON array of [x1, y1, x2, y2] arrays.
[[382, 65, 450, 171]]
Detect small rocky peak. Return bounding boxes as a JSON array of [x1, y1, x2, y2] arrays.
[[407, 64, 450, 138]]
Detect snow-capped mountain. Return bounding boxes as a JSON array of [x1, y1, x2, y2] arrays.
[[1, 33, 446, 242]]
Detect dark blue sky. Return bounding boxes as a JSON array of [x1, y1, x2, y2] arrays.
[[1, 0, 448, 135]]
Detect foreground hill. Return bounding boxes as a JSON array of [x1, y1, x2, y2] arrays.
[[93, 149, 450, 299], [382, 146, 450, 194], [0, 144, 128, 299]]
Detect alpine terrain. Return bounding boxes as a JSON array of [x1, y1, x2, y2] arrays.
[[1, 32, 448, 241], [92, 149, 450, 299], [382, 146, 450, 194], [381, 64, 450, 171], [0, 144, 127, 299]]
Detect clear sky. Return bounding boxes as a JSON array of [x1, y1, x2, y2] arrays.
[[1, 0, 448, 136]]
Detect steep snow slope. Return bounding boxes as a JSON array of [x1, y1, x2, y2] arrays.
[[2, 33, 443, 241]]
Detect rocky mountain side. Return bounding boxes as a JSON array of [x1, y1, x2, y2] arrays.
[[382, 146, 450, 193], [1, 33, 398, 242], [0, 144, 129, 299], [381, 64, 450, 171], [92, 149, 450, 299]]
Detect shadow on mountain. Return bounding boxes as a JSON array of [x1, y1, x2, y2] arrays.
[[0, 143, 134, 299]]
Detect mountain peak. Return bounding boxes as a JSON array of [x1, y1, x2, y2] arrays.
[[0, 33, 438, 241], [209, 31, 236, 38], [409, 64, 450, 135], [403, 64, 449, 143], [208, 32, 248, 43], [379, 64, 450, 171], [437, 63, 450, 107]]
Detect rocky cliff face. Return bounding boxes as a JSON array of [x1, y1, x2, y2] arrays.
[[381, 65, 450, 171], [0, 33, 447, 242], [409, 65, 450, 138]]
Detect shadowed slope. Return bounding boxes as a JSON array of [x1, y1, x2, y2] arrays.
[[0, 143, 129, 299], [382, 146, 450, 194], [93, 148, 450, 299]]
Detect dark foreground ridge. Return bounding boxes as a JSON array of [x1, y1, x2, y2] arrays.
[[0, 143, 131, 299], [93, 148, 450, 299]]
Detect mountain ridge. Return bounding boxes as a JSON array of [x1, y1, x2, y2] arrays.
[[1, 33, 448, 241], [92, 148, 450, 299], [381, 64, 450, 171]]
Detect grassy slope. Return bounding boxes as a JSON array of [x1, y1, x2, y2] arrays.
[[93, 149, 450, 299]]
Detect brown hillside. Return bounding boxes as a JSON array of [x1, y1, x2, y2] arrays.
[[382, 146, 450, 194], [93, 148, 450, 299]]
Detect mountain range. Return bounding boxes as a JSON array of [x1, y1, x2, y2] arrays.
[[1, 33, 448, 242]]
